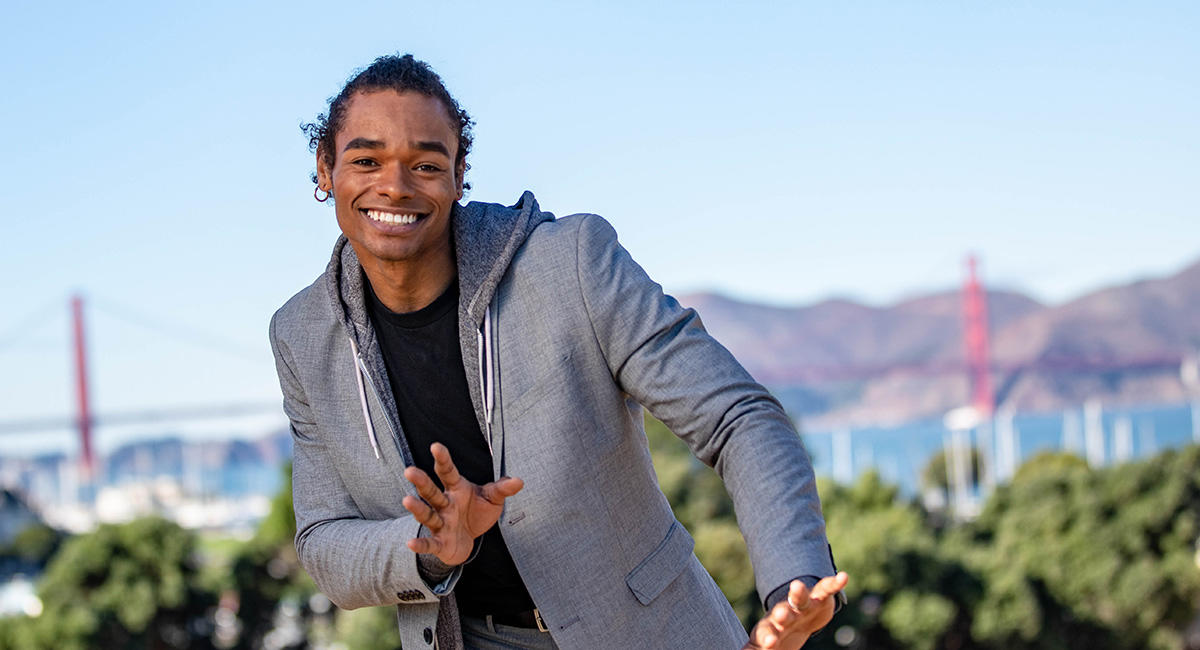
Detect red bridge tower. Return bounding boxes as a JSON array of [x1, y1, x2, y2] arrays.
[[963, 255, 994, 416]]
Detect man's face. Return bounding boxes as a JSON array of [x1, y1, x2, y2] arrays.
[[317, 90, 464, 273]]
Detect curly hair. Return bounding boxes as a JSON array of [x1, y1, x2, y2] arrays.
[[302, 54, 474, 191]]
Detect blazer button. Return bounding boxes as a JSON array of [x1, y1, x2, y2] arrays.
[[423, 627, 433, 644]]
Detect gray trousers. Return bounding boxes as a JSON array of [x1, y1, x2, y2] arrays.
[[460, 616, 560, 650]]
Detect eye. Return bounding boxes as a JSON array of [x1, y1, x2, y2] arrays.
[[350, 158, 379, 168], [415, 163, 443, 172]]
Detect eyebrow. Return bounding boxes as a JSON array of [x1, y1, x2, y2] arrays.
[[341, 138, 451, 158], [413, 140, 451, 157], [343, 137, 385, 152]]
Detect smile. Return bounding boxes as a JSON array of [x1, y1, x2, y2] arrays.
[[363, 208, 423, 225]]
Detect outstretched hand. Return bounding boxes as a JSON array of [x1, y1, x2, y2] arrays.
[[744, 572, 849, 650], [401, 442, 524, 566]]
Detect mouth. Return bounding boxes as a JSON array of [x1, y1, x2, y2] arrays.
[[361, 208, 427, 226]]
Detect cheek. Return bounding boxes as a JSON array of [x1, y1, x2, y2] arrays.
[[332, 173, 365, 203], [332, 191, 358, 220], [440, 177, 462, 201]]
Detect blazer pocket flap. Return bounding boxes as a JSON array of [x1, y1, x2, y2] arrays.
[[625, 521, 695, 606]]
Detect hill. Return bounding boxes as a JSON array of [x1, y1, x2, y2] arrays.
[[681, 258, 1200, 425]]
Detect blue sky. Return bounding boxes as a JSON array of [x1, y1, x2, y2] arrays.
[[1, 1, 1196, 454]]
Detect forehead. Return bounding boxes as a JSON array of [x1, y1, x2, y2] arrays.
[[335, 90, 456, 149]]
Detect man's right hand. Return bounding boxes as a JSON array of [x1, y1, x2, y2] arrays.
[[402, 442, 524, 566]]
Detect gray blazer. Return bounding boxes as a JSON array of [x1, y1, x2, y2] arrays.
[[269, 193, 836, 649]]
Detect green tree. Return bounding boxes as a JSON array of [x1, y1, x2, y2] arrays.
[[648, 409, 1200, 650], [957, 448, 1200, 649], [6, 516, 216, 650], [1, 523, 66, 569], [806, 472, 980, 650], [226, 461, 318, 649], [920, 446, 982, 494]]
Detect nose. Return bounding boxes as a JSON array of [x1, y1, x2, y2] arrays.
[[376, 163, 414, 200]]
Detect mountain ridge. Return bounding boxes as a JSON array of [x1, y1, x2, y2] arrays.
[[680, 257, 1200, 426]]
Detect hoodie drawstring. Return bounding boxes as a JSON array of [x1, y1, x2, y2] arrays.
[[348, 337, 382, 460], [477, 306, 495, 453], [350, 308, 494, 462]]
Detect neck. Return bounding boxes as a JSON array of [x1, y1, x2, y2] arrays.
[[359, 246, 456, 314]]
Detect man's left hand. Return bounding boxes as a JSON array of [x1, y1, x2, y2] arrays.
[[743, 572, 849, 650]]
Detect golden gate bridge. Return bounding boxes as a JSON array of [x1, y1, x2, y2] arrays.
[[0, 256, 1194, 479]]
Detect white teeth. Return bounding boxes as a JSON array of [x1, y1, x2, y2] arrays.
[[366, 209, 419, 225]]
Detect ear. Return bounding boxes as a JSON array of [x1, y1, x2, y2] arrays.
[[455, 159, 466, 201], [316, 149, 333, 193]]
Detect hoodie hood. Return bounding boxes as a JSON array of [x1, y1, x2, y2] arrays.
[[323, 190, 554, 341], [453, 191, 554, 328]]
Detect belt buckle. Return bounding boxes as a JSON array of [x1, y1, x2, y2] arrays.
[[533, 608, 549, 633]]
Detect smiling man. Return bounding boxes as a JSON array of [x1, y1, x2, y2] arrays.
[[270, 54, 845, 650]]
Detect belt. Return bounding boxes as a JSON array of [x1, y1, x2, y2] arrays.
[[486, 608, 549, 632]]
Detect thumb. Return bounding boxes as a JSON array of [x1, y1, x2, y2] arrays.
[[481, 476, 524, 504]]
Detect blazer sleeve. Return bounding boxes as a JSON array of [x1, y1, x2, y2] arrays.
[[572, 214, 837, 601], [268, 311, 460, 611]]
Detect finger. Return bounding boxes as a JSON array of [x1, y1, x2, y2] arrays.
[[402, 495, 445, 530], [787, 579, 813, 612], [431, 443, 464, 491], [479, 476, 524, 505], [810, 572, 849, 601], [404, 466, 450, 510], [770, 598, 797, 627], [406, 536, 442, 555]]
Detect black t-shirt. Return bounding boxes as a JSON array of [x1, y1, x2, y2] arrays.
[[364, 275, 534, 617]]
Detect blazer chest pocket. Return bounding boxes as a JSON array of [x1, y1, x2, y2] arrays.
[[625, 521, 695, 606]]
